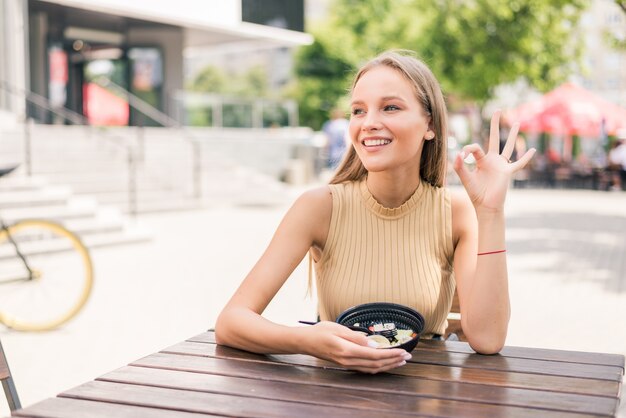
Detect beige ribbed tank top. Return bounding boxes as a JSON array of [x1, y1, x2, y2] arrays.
[[314, 178, 455, 337]]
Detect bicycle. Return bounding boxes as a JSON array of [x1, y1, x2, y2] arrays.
[[0, 165, 94, 331]]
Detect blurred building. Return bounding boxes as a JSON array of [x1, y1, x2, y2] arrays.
[[573, 0, 626, 109], [0, 0, 312, 126]]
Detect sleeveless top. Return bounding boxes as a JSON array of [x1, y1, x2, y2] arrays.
[[313, 178, 455, 337]]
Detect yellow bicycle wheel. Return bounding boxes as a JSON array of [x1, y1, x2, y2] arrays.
[[0, 219, 93, 331]]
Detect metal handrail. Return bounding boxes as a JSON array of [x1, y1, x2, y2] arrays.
[[94, 76, 203, 198], [2, 76, 207, 212], [94, 76, 181, 128], [0, 80, 88, 125], [0, 79, 140, 216]]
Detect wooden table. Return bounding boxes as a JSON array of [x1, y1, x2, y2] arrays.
[[13, 331, 624, 417]]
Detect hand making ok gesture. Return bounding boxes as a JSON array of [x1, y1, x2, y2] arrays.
[[453, 110, 536, 213]]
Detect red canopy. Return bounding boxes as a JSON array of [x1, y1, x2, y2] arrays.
[[506, 83, 626, 137]]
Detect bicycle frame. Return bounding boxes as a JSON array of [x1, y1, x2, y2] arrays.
[[0, 218, 35, 284]]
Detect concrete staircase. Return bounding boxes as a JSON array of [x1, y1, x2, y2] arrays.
[[3, 124, 315, 214], [0, 124, 315, 222], [0, 171, 151, 249]]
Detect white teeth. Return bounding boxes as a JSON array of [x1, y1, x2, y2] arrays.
[[363, 139, 391, 146]]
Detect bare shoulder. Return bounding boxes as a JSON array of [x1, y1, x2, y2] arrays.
[[448, 187, 476, 245], [294, 185, 332, 215], [289, 186, 333, 247]]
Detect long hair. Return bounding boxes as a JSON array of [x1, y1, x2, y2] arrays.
[[330, 50, 448, 187]]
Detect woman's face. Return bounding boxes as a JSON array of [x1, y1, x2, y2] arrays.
[[349, 65, 433, 175]]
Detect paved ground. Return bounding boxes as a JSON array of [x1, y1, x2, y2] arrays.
[[2, 186, 626, 416]]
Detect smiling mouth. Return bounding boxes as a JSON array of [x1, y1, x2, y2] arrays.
[[362, 138, 391, 147]]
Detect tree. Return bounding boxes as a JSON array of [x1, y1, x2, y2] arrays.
[[292, 0, 588, 128], [287, 37, 354, 130], [187, 66, 227, 94], [187, 65, 276, 127], [608, 0, 626, 49], [417, 0, 587, 103], [188, 65, 269, 97]]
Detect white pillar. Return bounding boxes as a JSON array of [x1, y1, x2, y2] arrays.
[[1, 0, 29, 119]]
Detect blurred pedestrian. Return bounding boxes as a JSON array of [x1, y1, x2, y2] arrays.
[[322, 108, 349, 169], [608, 139, 626, 191], [216, 50, 535, 373], [545, 147, 561, 188]]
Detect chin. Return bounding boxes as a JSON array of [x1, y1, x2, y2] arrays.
[[361, 164, 384, 173], [362, 161, 397, 174], [358, 157, 388, 173]]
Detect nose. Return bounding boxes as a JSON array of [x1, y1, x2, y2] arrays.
[[362, 110, 382, 131]]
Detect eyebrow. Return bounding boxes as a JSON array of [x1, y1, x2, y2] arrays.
[[350, 96, 407, 106]]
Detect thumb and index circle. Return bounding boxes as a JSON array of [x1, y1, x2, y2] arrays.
[[454, 143, 486, 184]]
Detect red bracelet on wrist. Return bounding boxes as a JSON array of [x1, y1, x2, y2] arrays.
[[477, 249, 507, 256]]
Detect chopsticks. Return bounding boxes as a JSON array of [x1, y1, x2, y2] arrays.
[[298, 320, 372, 334]]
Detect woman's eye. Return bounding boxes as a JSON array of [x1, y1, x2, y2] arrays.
[[351, 108, 365, 116], [384, 104, 400, 111]]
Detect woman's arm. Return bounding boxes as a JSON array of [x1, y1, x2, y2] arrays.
[[452, 111, 536, 354], [451, 190, 509, 354], [215, 186, 410, 373], [215, 187, 327, 353]]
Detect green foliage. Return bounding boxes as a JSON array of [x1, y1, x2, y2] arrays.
[[419, 0, 587, 101], [606, 1, 626, 50], [186, 65, 281, 127], [188, 66, 227, 94], [186, 106, 213, 127], [233, 66, 269, 98], [187, 65, 269, 97], [222, 104, 253, 127], [293, 0, 589, 128], [286, 38, 354, 129]]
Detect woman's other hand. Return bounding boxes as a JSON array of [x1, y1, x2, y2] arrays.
[[453, 110, 536, 213], [299, 321, 411, 374]]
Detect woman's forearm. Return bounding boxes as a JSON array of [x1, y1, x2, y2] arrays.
[[464, 210, 510, 353], [215, 306, 306, 354]]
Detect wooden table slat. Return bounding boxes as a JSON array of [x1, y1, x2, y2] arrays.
[[180, 339, 622, 382], [131, 350, 620, 410], [418, 341, 626, 370], [12, 396, 223, 418], [187, 331, 624, 380], [192, 331, 626, 370], [13, 331, 622, 418], [97, 364, 619, 416], [58, 379, 599, 418], [160, 341, 621, 398]]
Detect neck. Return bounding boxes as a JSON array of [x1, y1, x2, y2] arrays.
[[366, 170, 421, 208]]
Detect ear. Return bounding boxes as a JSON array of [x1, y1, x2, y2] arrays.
[[425, 131, 435, 140]]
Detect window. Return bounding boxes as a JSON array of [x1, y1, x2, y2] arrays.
[[241, 0, 304, 32]]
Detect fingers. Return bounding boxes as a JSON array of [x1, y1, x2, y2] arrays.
[[338, 328, 371, 347], [488, 110, 502, 154], [345, 342, 409, 360], [342, 348, 411, 374], [453, 152, 471, 186], [501, 122, 519, 161], [311, 323, 412, 374], [454, 143, 485, 186], [348, 356, 408, 374], [335, 334, 411, 373], [511, 148, 536, 170], [461, 143, 486, 161]]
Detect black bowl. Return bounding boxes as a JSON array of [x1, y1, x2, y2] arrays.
[[335, 302, 425, 352]]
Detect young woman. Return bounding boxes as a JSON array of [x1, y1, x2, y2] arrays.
[[215, 50, 535, 374]]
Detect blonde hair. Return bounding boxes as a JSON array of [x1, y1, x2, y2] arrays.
[[330, 50, 448, 187]]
